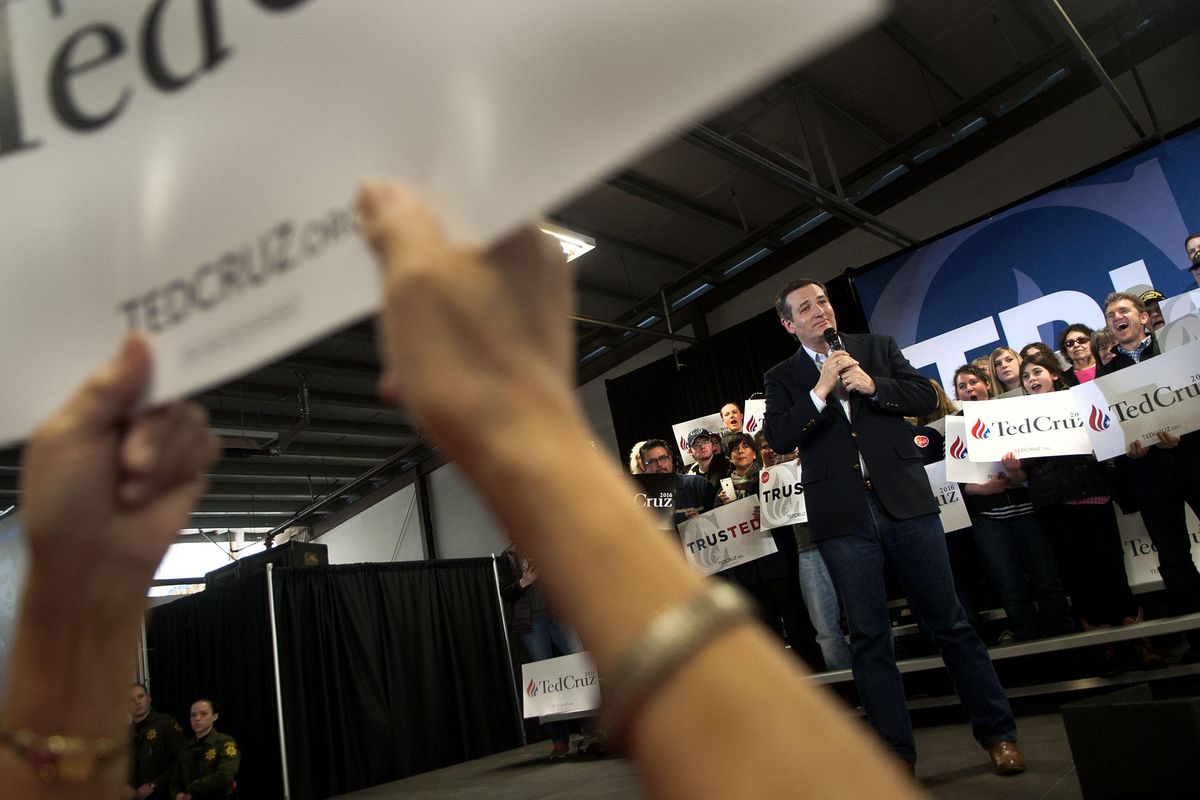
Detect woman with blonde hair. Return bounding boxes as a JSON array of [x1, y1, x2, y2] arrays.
[[629, 440, 648, 474], [989, 346, 1023, 396]]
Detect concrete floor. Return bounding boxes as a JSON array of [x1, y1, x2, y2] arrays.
[[338, 711, 1083, 800]]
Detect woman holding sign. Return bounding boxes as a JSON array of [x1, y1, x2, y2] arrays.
[[1001, 354, 1164, 671], [952, 364, 1073, 643]]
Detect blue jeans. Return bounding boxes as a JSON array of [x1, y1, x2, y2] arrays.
[[521, 617, 582, 745], [817, 494, 1016, 763], [797, 548, 852, 671], [970, 513, 1074, 640]]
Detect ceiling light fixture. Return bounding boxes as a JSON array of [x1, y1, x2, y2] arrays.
[[539, 222, 596, 262]]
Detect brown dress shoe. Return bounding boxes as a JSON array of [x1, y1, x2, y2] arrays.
[[987, 741, 1027, 775]]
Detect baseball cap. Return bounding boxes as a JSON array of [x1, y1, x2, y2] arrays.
[[686, 428, 714, 447], [1139, 289, 1165, 304]]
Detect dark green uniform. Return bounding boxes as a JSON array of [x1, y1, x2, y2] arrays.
[[131, 709, 185, 799], [170, 728, 241, 799]]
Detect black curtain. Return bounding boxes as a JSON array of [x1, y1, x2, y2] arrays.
[[146, 573, 282, 799], [273, 560, 520, 800], [606, 275, 867, 459]]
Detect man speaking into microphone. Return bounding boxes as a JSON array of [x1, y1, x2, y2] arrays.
[[763, 280, 1024, 776]]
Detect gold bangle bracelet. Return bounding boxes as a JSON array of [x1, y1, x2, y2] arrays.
[[0, 717, 124, 783], [600, 581, 756, 740]]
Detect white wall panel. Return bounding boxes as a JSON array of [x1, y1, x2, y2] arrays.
[[428, 463, 508, 558], [313, 484, 425, 564]]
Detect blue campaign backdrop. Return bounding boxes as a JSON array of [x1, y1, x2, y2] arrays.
[[853, 126, 1200, 385]]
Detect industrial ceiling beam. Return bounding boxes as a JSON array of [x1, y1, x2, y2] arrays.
[[881, 19, 974, 102], [199, 384, 402, 415], [575, 201, 809, 351], [684, 125, 917, 248], [225, 442, 402, 462], [259, 441, 427, 542], [206, 462, 364, 480], [206, 411, 417, 442], [570, 313, 698, 344], [607, 170, 748, 233], [1040, 0, 1148, 139], [577, 281, 642, 304]]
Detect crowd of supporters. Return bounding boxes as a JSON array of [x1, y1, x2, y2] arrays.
[[626, 284, 1200, 675]]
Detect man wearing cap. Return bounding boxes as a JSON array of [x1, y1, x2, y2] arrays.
[[1097, 290, 1200, 663], [1139, 288, 1166, 331], [685, 428, 731, 490], [763, 279, 1023, 776], [1186, 232, 1200, 287]]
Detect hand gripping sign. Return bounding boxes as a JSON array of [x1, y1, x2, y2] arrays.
[[0, 0, 881, 445]]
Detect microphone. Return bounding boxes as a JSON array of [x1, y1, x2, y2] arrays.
[[822, 327, 845, 352]]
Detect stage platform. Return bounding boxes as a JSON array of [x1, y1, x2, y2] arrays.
[[336, 711, 1083, 800]]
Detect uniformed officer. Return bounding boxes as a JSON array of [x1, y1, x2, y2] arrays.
[[128, 683, 185, 800], [170, 699, 240, 800]]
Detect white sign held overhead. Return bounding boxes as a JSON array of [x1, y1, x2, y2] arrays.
[[0, 0, 883, 445]]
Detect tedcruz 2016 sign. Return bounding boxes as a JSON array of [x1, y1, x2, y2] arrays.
[[960, 391, 1092, 461], [1071, 342, 1200, 460]]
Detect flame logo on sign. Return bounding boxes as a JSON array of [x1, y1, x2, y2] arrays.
[[679, 435, 688, 451], [949, 437, 967, 460], [746, 415, 759, 433], [970, 419, 991, 439], [526, 679, 538, 698], [1088, 405, 1111, 432]]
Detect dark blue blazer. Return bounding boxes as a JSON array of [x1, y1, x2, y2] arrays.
[[764, 333, 938, 541]]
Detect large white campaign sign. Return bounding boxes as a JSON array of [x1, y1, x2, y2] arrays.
[[960, 391, 1092, 462], [677, 496, 776, 576], [672, 413, 725, 467], [0, 0, 881, 445], [942, 415, 1005, 483], [758, 461, 807, 528], [521, 652, 600, 720], [1071, 340, 1200, 460], [925, 461, 971, 533], [1118, 505, 1200, 591]]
